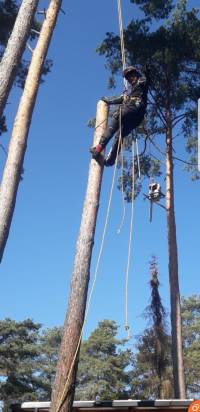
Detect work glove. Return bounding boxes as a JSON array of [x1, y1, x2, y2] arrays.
[[101, 96, 110, 104]]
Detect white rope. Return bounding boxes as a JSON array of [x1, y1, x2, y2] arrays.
[[124, 140, 135, 338], [117, 144, 126, 234], [136, 137, 141, 180]]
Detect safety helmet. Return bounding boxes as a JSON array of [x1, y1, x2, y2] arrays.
[[123, 66, 141, 79]]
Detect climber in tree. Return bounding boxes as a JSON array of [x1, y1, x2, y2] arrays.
[[90, 65, 150, 166]]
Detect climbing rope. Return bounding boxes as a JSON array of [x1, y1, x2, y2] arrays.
[[116, 0, 128, 235], [117, 0, 137, 338], [124, 140, 135, 338], [117, 106, 126, 234], [135, 135, 141, 180], [56, 3, 139, 409], [117, 0, 128, 91], [117, 145, 126, 234], [55, 129, 122, 412]]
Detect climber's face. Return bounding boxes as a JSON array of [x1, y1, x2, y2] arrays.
[[127, 73, 138, 85]]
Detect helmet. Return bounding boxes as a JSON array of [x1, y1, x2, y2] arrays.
[[123, 66, 141, 79]]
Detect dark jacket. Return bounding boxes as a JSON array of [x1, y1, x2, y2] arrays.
[[103, 74, 149, 109]]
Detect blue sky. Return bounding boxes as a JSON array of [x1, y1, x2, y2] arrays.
[[0, 0, 199, 341]]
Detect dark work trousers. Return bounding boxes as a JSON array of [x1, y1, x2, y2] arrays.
[[100, 103, 146, 165]]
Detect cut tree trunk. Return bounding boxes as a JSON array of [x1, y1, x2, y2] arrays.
[[0, 0, 40, 120], [0, 0, 62, 262], [166, 122, 185, 398], [51, 101, 108, 412]]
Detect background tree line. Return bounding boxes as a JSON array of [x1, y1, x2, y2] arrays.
[[0, 274, 199, 409]]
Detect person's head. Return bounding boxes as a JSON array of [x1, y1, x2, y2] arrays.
[[123, 66, 141, 85]]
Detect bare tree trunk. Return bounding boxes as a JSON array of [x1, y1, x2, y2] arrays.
[[51, 101, 108, 412], [0, 0, 62, 262], [0, 0, 40, 120], [166, 120, 185, 398]]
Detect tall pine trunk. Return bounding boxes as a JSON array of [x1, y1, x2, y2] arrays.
[[166, 116, 185, 398], [0, 0, 62, 262], [51, 101, 108, 412], [0, 0, 40, 120]]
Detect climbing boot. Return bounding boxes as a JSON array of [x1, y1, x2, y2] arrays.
[[103, 143, 118, 167], [104, 155, 116, 167], [90, 144, 103, 159]]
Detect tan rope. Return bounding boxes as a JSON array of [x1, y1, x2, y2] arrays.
[[116, 0, 128, 233], [55, 130, 122, 412], [117, 0, 128, 90], [136, 137, 141, 180], [124, 140, 135, 338], [117, 106, 126, 234], [117, 144, 126, 234]]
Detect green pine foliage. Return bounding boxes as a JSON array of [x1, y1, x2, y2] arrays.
[[0, 0, 18, 48], [130, 328, 172, 399], [75, 320, 131, 400], [0, 319, 62, 408], [130, 0, 174, 20], [36, 327, 62, 400], [0, 115, 7, 135], [0, 319, 41, 406], [0, 0, 52, 88], [96, 0, 200, 190], [182, 295, 200, 398], [0, 0, 52, 136], [0, 295, 199, 405]]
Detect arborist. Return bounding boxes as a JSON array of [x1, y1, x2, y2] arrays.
[[90, 65, 150, 166]]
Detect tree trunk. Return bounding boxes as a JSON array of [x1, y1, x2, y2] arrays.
[[51, 101, 108, 412], [0, 0, 62, 262], [166, 120, 185, 398], [0, 0, 40, 120]]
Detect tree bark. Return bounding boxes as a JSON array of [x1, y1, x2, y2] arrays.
[[0, 0, 62, 262], [51, 101, 108, 412], [166, 118, 185, 398], [0, 0, 40, 120]]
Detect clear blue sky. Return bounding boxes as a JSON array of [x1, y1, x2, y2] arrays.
[[0, 0, 199, 340]]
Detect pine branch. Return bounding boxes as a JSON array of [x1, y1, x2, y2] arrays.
[[149, 90, 167, 127], [148, 136, 165, 156], [172, 155, 197, 166], [0, 143, 7, 156], [172, 111, 195, 128]]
